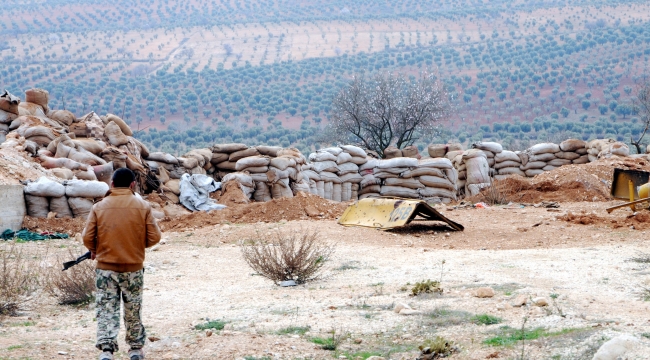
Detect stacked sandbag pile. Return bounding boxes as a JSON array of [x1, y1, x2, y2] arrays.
[[211, 143, 255, 173], [461, 149, 491, 196], [428, 143, 464, 159], [0, 91, 20, 143], [376, 157, 421, 199], [337, 145, 367, 201], [307, 147, 343, 201], [559, 139, 589, 164], [399, 158, 458, 203], [450, 153, 466, 195], [493, 150, 524, 179], [587, 139, 629, 160], [23, 176, 108, 219], [358, 158, 381, 199], [519, 143, 569, 177], [471, 141, 503, 171], [276, 148, 308, 198]]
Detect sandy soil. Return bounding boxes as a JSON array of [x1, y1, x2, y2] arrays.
[[3, 201, 650, 360]]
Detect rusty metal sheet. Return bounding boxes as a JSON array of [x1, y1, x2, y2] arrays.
[[337, 198, 463, 231]]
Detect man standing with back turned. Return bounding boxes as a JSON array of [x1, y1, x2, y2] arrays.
[[83, 168, 161, 360]]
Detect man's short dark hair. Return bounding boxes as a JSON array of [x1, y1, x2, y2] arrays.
[[112, 168, 135, 188]]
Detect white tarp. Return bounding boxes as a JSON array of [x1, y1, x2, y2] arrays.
[[179, 174, 225, 211]]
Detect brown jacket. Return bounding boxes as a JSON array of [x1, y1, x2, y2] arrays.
[[82, 188, 161, 272]]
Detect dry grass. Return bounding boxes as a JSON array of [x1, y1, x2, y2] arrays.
[[46, 250, 96, 305], [240, 230, 333, 285], [479, 177, 511, 205], [0, 243, 39, 316]]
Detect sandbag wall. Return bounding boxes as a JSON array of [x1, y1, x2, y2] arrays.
[[306, 146, 366, 201], [23, 177, 109, 219]]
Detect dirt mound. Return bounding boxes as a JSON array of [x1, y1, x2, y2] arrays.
[[159, 191, 349, 231], [560, 210, 650, 230], [211, 180, 250, 205], [21, 216, 87, 235]]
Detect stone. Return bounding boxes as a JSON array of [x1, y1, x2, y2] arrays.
[[399, 308, 421, 315], [532, 297, 548, 307], [57, 351, 68, 355], [592, 334, 638, 360], [304, 205, 320, 217], [47, 211, 57, 219], [147, 336, 160, 342], [393, 303, 411, 313], [205, 330, 212, 337], [475, 287, 495, 298], [511, 295, 527, 307], [496, 302, 512, 311], [354, 338, 363, 344]]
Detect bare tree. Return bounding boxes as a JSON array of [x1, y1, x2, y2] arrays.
[[630, 82, 650, 154], [325, 71, 450, 158]]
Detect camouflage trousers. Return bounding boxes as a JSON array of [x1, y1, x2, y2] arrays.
[[95, 269, 146, 352]]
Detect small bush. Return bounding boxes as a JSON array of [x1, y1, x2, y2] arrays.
[[277, 326, 310, 335], [411, 280, 443, 296], [472, 314, 503, 325], [240, 230, 333, 285], [310, 329, 347, 351], [46, 251, 95, 305], [479, 177, 510, 205], [417, 336, 456, 359], [0, 243, 39, 316], [195, 319, 227, 331]]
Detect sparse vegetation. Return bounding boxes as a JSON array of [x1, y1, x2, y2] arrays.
[[310, 329, 347, 351], [484, 326, 585, 347], [0, 243, 39, 316], [240, 230, 333, 285], [426, 308, 472, 327], [411, 280, 443, 296], [417, 336, 456, 359], [194, 319, 227, 331], [472, 314, 503, 325], [277, 326, 310, 335], [45, 251, 95, 305]]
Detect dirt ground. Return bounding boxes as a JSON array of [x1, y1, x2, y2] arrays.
[[3, 200, 650, 360]]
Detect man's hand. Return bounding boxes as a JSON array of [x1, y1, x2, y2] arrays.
[[91, 252, 96, 260]]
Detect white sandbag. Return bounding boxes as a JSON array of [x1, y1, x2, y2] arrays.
[[517, 152, 529, 166], [525, 169, 544, 177], [528, 153, 556, 162], [494, 160, 522, 170], [359, 158, 379, 171], [178, 157, 199, 169], [221, 172, 254, 188], [419, 176, 455, 191], [547, 158, 572, 167], [313, 161, 339, 173], [309, 180, 318, 195], [377, 158, 418, 169], [235, 155, 271, 171], [348, 156, 368, 165], [472, 141, 503, 153], [316, 181, 325, 198], [319, 171, 342, 184], [213, 143, 248, 153], [336, 152, 352, 164], [588, 154, 598, 162], [384, 177, 424, 189], [24, 176, 65, 197], [341, 183, 353, 201], [358, 184, 381, 195], [216, 161, 237, 171], [50, 196, 73, 218], [337, 162, 359, 175], [542, 165, 557, 171], [462, 149, 487, 160], [359, 193, 381, 199], [309, 151, 337, 162], [520, 161, 547, 171], [321, 147, 343, 156], [559, 139, 586, 152], [65, 180, 109, 198], [373, 171, 400, 179], [229, 147, 260, 162], [529, 143, 560, 155], [380, 185, 419, 199], [418, 158, 453, 169], [494, 150, 520, 163], [250, 173, 269, 182], [339, 173, 363, 183], [74, 167, 98, 181], [272, 156, 297, 171], [576, 148, 588, 155], [148, 152, 179, 165], [466, 183, 489, 197], [67, 197, 94, 219], [360, 174, 381, 188], [573, 155, 590, 164], [400, 167, 445, 178], [104, 121, 129, 147], [465, 156, 490, 185], [445, 168, 458, 185], [427, 144, 447, 158], [256, 145, 282, 157], [609, 142, 630, 157], [554, 151, 581, 160], [51, 168, 74, 180], [291, 179, 311, 195], [302, 170, 321, 181], [341, 145, 367, 158], [266, 167, 290, 182], [25, 195, 49, 218], [332, 183, 342, 202], [487, 158, 495, 167], [498, 167, 527, 177], [323, 181, 333, 200], [445, 150, 464, 161], [419, 187, 456, 200]]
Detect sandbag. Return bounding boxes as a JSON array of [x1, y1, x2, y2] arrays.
[[101, 148, 127, 169], [323, 181, 333, 200], [25, 177, 65, 197], [166, 179, 181, 195], [266, 167, 290, 182], [465, 156, 490, 185], [337, 162, 359, 175], [221, 172, 254, 188], [445, 150, 463, 161], [302, 169, 321, 181], [25, 88, 49, 111], [68, 197, 94, 219], [0, 109, 17, 124], [256, 145, 282, 157], [419, 187, 456, 200], [401, 145, 420, 158], [312, 161, 339, 173], [213, 143, 248, 153], [373, 171, 400, 179], [380, 185, 419, 199], [254, 181, 272, 202], [39, 155, 88, 171], [235, 155, 271, 171], [332, 183, 342, 202], [210, 152, 229, 165], [72, 139, 106, 155], [609, 142, 630, 157], [418, 158, 453, 169], [494, 160, 522, 170], [428, 144, 447, 158], [0, 99, 19, 116], [336, 152, 353, 164], [74, 167, 98, 181], [341, 145, 367, 158], [51, 168, 74, 180], [276, 148, 304, 163], [316, 181, 325, 198], [23, 140, 38, 156], [401, 167, 445, 178], [216, 161, 237, 170], [319, 171, 342, 184], [525, 169, 545, 177], [360, 174, 381, 188], [573, 155, 590, 164], [104, 121, 129, 147], [554, 151, 581, 161], [520, 161, 547, 171], [106, 114, 132, 136], [529, 143, 560, 155], [494, 150, 520, 163], [462, 149, 487, 160], [497, 167, 527, 177], [242, 166, 269, 174], [559, 139, 586, 152], [65, 180, 109, 198], [157, 166, 170, 184], [229, 147, 259, 162], [528, 153, 556, 162], [271, 178, 293, 198], [377, 158, 418, 169], [472, 141, 502, 153], [25, 126, 56, 142], [148, 152, 179, 165], [419, 176, 455, 191], [133, 138, 150, 159], [339, 173, 363, 183], [50, 196, 73, 218], [547, 158, 572, 167], [341, 182, 352, 201], [93, 162, 114, 185], [384, 177, 424, 189], [348, 156, 367, 165], [309, 151, 337, 162], [270, 156, 296, 171], [47, 134, 75, 154], [383, 146, 402, 159], [18, 103, 47, 117], [25, 195, 49, 218], [320, 147, 343, 156], [49, 110, 76, 126], [125, 155, 145, 173]]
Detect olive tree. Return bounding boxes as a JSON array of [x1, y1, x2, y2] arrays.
[[325, 71, 450, 158], [630, 82, 650, 154]]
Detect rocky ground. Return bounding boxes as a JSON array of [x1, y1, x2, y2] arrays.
[[1, 201, 650, 359]]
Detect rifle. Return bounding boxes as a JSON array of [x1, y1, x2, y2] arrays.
[[62, 251, 91, 271]]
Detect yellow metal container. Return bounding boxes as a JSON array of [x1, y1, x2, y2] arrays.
[[639, 183, 650, 199]]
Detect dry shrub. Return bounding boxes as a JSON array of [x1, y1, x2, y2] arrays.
[[478, 176, 526, 205], [240, 230, 334, 285], [0, 243, 39, 316], [46, 250, 95, 305]]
